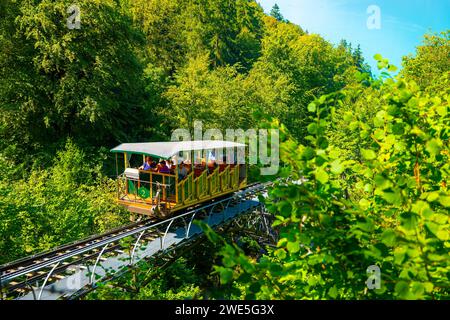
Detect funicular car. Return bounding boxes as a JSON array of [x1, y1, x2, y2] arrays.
[[111, 140, 247, 218]]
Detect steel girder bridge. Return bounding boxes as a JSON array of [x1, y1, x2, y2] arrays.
[[0, 182, 273, 300]]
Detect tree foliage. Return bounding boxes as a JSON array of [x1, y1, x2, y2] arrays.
[[269, 4, 287, 23], [205, 55, 449, 300], [1, 0, 448, 301], [402, 31, 450, 90], [0, 140, 128, 264], [0, 0, 149, 163]]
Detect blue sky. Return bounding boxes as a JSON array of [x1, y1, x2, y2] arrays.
[[258, 0, 450, 73]]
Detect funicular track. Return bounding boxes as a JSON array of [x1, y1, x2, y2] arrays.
[[0, 218, 160, 298], [0, 182, 271, 300]]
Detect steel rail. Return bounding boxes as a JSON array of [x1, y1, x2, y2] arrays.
[[3, 228, 166, 296], [0, 218, 155, 273], [0, 182, 270, 285]]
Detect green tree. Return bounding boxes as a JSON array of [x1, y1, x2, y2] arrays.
[[0, 0, 150, 164], [191, 0, 265, 69], [165, 54, 254, 130], [204, 57, 450, 300], [129, 0, 265, 73], [270, 4, 287, 23], [402, 31, 450, 90], [248, 19, 358, 140], [0, 140, 128, 264], [128, 0, 187, 75], [339, 40, 372, 76]]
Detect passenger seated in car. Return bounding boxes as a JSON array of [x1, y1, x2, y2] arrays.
[[158, 160, 170, 174], [168, 159, 176, 174], [178, 162, 188, 179], [194, 158, 206, 177], [208, 159, 218, 174], [184, 159, 192, 173], [139, 156, 154, 171]]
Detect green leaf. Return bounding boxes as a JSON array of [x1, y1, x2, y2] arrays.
[[328, 285, 338, 299], [423, 282, 434, 293], [349, 121, 359, 130], [308, 102, 316, 112], [286, 241, 300, 254], [394, 281, 409, 298], [330, 160, 344, 175], [223, 255, 236, 268], [410, 282, 426, 299], [317, 137, 329, 150], [315, 168, 329, 184], [318, 95, 327, 104], [381, 191, 402, 205], [439, 196, 450, 208], [388, 64, 398, 72], [381, 229, 396, 247], [343, 112, 353, 122], [361, 149, 377, 160], [239, 256, 255, 273], [277, 238, 288, 247], [302, 147, 315, 160], [356, 219, 375, 232], [436, 229, 449, 241], [275, 249, 287, 260], [426, 139, 442, 156], [269, 264, 283, 274], [426, 192, 440, 203], [359, 198, 370, 210], [374, 175, 391, 190], [374, 53, 383, 62], [401, 212, 418, 230], [278, 201, 293, 217], [315, 155, 327, 166], [425, 222, 439, 237], [377, 61, 388, 70], [392, 123, 404, 135], [218, 268, 234, 284], [307, 123, 318, 135]]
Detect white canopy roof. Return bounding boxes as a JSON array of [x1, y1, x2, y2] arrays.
[[111, 140, 246, 159]]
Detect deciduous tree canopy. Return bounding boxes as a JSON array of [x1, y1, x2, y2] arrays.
[[0, 0, 448, 300]]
